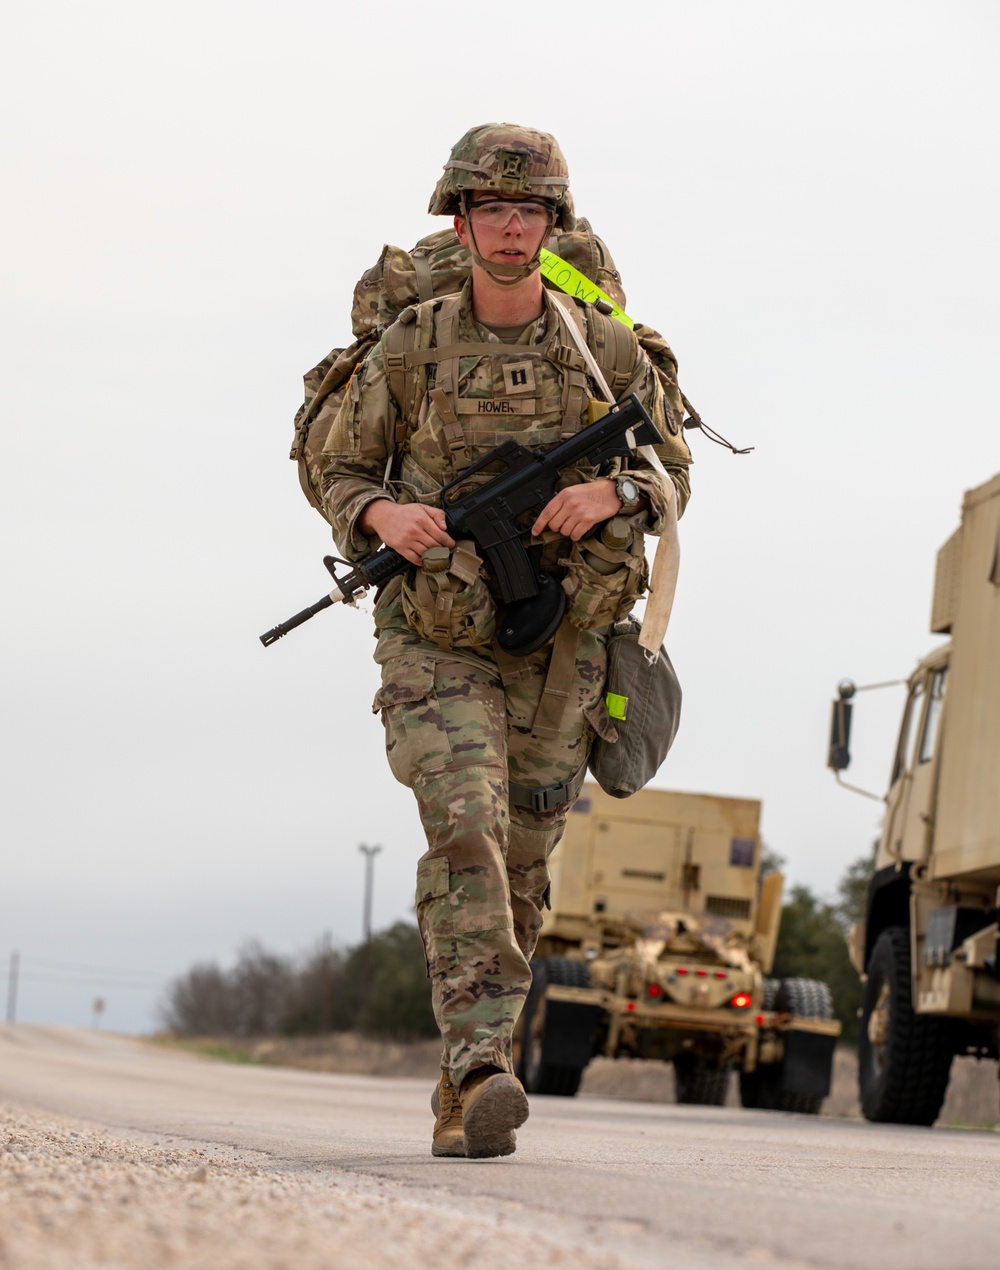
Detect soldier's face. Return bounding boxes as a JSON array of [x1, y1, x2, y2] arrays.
[[456, 195, 552, 268]]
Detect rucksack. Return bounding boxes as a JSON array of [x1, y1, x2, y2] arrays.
[[289, 220, 686, 524]]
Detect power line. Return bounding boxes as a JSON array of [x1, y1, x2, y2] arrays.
[[18, 972, 165, 991], [24, 956, 173, 978]]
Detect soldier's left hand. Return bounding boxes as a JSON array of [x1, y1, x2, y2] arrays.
[[531, 478, 622, 541]]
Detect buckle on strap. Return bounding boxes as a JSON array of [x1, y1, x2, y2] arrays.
[[531, 781, 572, 813], [510, 764, 587, 813], [547, 345, 585, 371]]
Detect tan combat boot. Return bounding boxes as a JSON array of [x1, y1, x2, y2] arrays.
[[458, 1065, 528, 1159], [431, 1072, 466, 1157]]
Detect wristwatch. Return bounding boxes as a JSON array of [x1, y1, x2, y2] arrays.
[[614, 474, 641, 514]]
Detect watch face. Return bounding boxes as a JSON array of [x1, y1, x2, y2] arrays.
[[620, 478, 639, 503]]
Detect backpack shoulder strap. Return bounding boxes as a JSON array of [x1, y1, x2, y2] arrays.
[[548, 296, 599, 435], [586, 306, 635, 400]]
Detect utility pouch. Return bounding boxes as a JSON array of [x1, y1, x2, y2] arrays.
[[401, 539, 497, 650], [560, 522, 647, 631], [588, 616, 681, 799]]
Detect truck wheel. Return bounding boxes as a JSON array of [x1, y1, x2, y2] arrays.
[[741, 978, 834, 1114], [776, 977, 833, 1022], [772, 978, 835, 1114], [673, 1055, 730, 1105], [517, 957, 591, 1097], [858, 926, 954, 1125]]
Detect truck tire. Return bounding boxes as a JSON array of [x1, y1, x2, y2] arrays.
[[773, 978, 835, 1114], [673, 1055, 730, 1105], [740, 978, 834, 1114], [518, 957, 592, 1097], [858, 926, 954, 1126], [775, 977, 834, 1022]]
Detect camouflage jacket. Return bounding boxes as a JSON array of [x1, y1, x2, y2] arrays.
[[320, 283, 691, 578]]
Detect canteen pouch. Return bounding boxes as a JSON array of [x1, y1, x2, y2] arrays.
[[560, 533, 647, 631], [401, 539, 497, 650], [588, 616, 681, 798]]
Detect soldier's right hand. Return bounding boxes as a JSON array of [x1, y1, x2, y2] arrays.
[[358, 501, 455, 565]]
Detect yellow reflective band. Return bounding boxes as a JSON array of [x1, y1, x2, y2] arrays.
[[606, 692, 628, 721], [539, 250, 634, 329]]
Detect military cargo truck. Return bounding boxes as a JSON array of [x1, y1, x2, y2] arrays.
[[829, 470, 1000, 1125], [514, 784, 840, 1111]]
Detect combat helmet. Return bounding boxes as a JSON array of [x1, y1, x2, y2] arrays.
[[429, 123, 575, 227], [429, 123, 575, 284]]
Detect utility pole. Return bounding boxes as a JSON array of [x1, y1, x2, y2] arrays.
[[357, 843, 382, 1030], [6, 950, 19, 1025]]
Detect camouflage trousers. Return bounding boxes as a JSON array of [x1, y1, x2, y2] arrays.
[[373, 624, 608, 1091]]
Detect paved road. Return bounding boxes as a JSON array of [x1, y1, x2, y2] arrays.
[[3, 1025, 999, 1269]]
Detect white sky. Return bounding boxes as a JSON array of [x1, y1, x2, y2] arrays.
[[2, 1, 998, 1033]]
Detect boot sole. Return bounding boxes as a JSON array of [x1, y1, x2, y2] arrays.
[[463, 1075, 529, 1159], [431, 1140, 467, 1158]]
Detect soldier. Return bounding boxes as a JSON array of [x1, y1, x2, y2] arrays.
[[321, 124, 692, 1158]]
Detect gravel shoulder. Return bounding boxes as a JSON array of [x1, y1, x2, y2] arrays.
[[1, 1102, 631, 1270]]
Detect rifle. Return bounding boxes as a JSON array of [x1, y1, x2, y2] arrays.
[[260, 393, 662, 654]]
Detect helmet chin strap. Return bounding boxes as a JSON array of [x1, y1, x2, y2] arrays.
[[460, 192, 546, 287]]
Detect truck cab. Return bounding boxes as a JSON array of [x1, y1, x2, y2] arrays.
[[831, 471, 1000, 1125]]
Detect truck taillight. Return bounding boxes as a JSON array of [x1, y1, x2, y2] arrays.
[[647, 983, 662, 997], [730, 992, 752, 1009]]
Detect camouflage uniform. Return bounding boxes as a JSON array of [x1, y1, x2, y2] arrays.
[[321, 279, 690, 1089], [320, 124, 691, 1093]]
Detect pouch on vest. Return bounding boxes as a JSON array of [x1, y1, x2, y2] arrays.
[[560, 519, 647, 631], [400, 540, 497, 651], [588, 616, 681, 799]]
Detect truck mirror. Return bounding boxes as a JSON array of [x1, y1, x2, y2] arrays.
[[827, 681, 855, 771]]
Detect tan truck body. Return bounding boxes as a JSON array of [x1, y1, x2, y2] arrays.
[[515, 784, 839, 1111], [833, 471, 1000, 1124]]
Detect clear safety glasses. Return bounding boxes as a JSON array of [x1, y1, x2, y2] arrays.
[[467, 200, 555, 230]]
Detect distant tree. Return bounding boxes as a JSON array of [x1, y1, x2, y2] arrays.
[[160, 962, 243, 1036], [356, 921, 436, 1039], [159, 923, 434, 1040], [229, 941, 296, 1035], [773, 883, 862, 1043], [834, 851, 875, 934], [279, 941, 353, 1034], [160, 942, 295, 1037]]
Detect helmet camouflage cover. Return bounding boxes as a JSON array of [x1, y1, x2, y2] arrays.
[[429, 123, 576, 230]]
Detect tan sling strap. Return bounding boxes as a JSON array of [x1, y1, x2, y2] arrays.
[[550, 298, 633, 438], [528, 617, 584, 741], [551, 293, 680, 655], [492, 615, 582, 746], [502, 621, 588, 812]]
